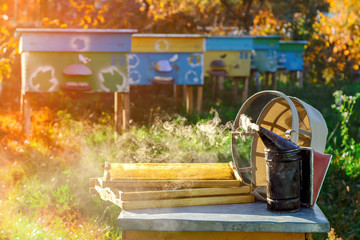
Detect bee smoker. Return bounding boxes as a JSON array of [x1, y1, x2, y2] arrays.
[[257, 126, 302, 213]]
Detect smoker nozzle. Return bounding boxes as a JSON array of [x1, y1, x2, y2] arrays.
[[257, 126, 299, 151]]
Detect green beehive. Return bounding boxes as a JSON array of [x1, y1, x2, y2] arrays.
[[16, 28, 137, 135], [17, 28, 136, 93], [252, 35, 282, 73]]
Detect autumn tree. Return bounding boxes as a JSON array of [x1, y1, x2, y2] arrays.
[[305, 0, 360, 84]]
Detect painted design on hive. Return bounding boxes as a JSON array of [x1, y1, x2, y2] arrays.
[[128, 54, 140, 69], [187, 53, 202, 68], [129, 71, 141, 84], [155, 39, 169, 52], [266, 50, 278, 72], [154, 60, 172, 72], [71, 37, 90, 51], [111, 54, 125, 66], [79, 54, 91, 64], [169, 54, 178, 62], [128, 54, 141, 84], [185, 70, 199, 83], [98, 66, 126, 92], [28, 65, 59, 92]]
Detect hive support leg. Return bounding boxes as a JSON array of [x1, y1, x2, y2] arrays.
[[183, 85, 187, 103], [115, 92, 130, 135], [298, 71, 303, 88], [271, 72, 277, 89], [174, 85, 181, 106], [242, 76, 249, 103], [265, 72, 270, 89], [196, 86, 203, 114], [218, 75, 224, 92], [114, 92, 124, 135], [20, 93, 31, 136], [277, 70, 284, 86], [212, 75, 218, 100], [123, 93, 130, 131], [290, 71, 295, 88], [185, 85, 194, 114], [254, 71, 261, 91], [232, 77, 239, 105]]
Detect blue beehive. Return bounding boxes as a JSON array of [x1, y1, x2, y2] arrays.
[[129, 34, 206, 85], [278, 41, 308, 71]]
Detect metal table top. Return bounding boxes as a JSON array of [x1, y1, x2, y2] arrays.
[[118, 202, 330, 233]]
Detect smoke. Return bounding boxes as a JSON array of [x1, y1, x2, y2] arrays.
[[84, 110, 238, 165], [235, 114, 259, 135]]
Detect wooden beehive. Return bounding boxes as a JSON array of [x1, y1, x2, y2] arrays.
[[204, 36, 253, 77], [89, 162, 254, 210]]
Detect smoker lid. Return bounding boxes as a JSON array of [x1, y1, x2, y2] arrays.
[[231, 90, 328, 187]]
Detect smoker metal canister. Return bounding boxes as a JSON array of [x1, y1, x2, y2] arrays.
[[257, 126, 302, 213], [265, 147, 302, 212]]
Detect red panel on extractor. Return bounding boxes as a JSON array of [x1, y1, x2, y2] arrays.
[[312, 151, 332, 206]]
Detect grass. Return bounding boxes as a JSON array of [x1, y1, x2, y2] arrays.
[[0, 103, 244, 239], [0, 77, 359, 239]]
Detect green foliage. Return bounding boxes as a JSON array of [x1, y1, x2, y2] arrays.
[[329, 91, 360, 176], [313, 91, 360, 240], [275, 83, 360, 240], [317, 163, 360, 240]]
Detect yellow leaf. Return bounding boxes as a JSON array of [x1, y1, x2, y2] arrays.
[[97, 15, 105, 24], [2, 3, 8, 11], [344, 50, 350, 56], [353, 64, 359, 70], [84, 15, 92, 24], [60, 23, 68, 28]]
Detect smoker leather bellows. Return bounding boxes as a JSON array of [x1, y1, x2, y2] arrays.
[[231, 90, 332, 210]]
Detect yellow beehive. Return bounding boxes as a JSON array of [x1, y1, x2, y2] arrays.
[[131, 34, 205, 53]]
